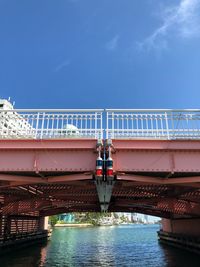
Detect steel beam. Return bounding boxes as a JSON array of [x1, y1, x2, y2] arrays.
[[0, 139, 98, 172], [112, 140, 200, 173]]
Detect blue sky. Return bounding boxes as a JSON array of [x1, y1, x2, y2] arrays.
[[0, 0, 200, 109]]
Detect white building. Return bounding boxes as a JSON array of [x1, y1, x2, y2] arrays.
[[0, 99, 34, 138]]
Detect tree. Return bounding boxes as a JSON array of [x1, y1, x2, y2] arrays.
[[49, 215, 59, 226]]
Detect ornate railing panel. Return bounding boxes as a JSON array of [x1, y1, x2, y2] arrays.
[[106, 109, 200, 139], [0, 109, 103, 139]]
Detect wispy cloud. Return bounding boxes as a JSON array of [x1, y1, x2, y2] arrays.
[[54, 60, 70, 72], [138, 0, 200, 51], [105, 35, 120, 51]]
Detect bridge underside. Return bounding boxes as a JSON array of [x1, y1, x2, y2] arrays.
[[1, 179, 199, 219], [1, 139, 200, 220]]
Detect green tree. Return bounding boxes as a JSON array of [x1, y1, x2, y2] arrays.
[[49, 215, 59, 226]]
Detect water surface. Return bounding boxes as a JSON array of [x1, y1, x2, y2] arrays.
[[1, 225, 200, 267]]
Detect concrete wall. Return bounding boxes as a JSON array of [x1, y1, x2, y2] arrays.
[[162, 218, 200, 236], [38, 216, 49, 231]]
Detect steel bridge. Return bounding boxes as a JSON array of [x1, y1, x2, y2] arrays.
[[1, 103, 200, 251]]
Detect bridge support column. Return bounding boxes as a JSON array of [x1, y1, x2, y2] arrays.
[[158, 218, 200, 254], [0, 215, 2, 237], [39, 216, 49, 231]]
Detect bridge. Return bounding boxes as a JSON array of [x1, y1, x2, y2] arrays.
[[1, 99, 200, 252]]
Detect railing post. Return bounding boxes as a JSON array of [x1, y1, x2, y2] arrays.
[[106, 111, 109, 139], [165, 112, 170, 140], [40, 112, 45, 139], [100, 112, 103, 140], [112, 112, 114, 139], [171, 112, 175, 139], [95, 112, 97, 139], [35, 112, 40, 139]]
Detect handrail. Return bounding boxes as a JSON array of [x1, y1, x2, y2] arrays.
[[106, 109, 200, 140], [1, 109, 200, 140], [105, 109, 200, 112], [0, 109, 104, 112], [0, 109, 103, 139]]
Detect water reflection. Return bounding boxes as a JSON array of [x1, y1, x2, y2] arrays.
[[160, 242, 200, 267], [1, 225, 200, 267]]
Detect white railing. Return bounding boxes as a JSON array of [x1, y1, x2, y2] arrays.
[[106, 109, 200, 140], [0, 109, 103, 139], [1, 108, 200, 140]]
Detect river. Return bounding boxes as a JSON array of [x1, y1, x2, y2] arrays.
[[1, 224, 200, 267]]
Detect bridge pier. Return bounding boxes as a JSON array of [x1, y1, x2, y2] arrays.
[[0, 215, 49, 254], [39, 216, 49, 231], [158, 218, 200, 254]]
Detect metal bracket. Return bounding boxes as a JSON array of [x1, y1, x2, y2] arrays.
[[95, 177, 115, 212], [95, 139, 115, 212]]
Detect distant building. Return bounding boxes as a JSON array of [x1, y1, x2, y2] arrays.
[[144, 215, 149, 224], [0, 98, 34, 138], [58, 213, 75, 223], [115, 212, 137, 222]]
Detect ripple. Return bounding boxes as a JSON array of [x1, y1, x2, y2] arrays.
[[1, 225, 200, 267]]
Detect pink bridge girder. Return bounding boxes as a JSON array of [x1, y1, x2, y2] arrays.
[[1, 139, 200, 219], [112, 140, 200, 173], [0, 139, 97, 173]]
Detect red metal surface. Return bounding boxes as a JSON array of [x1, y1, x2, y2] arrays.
[[0, 139, 97, 172], [1, 139, 200, 221], [112, 140, 200, 173]]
